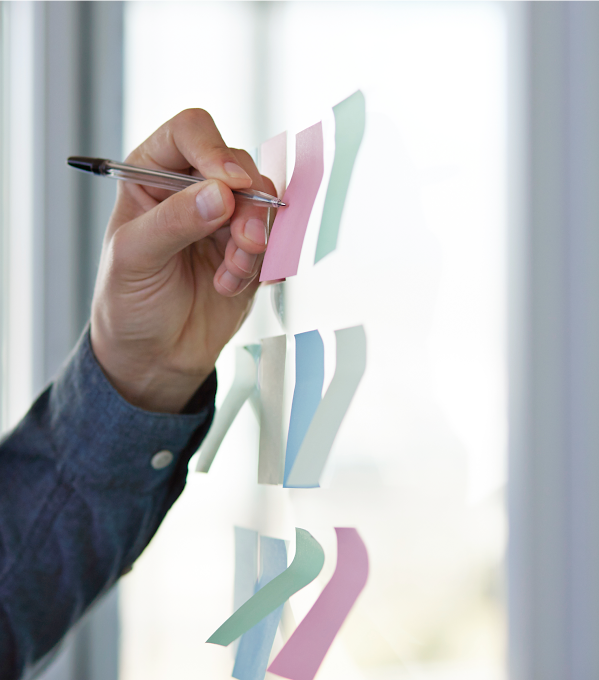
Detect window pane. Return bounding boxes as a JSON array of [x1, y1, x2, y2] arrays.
[[121, 4, 507, 680]]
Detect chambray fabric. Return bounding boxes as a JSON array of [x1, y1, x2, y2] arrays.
[[0, 329, 216, 680]]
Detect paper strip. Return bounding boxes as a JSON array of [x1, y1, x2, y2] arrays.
[[268, 528, 369, 680], [315, 91, 366, 263], [285, 326, 367, 488], [232, 527, 259, 655], [258, 335, 286, 485], [207, 528, 325, 646], [234, 527, 259, 613], [283, 331, 324, 486], [233, 536, 288, 680], [260, 122, 324, 282], [196, 347, 258, 473], [260, 131, 287, 200], [245, 344, 262, 421]]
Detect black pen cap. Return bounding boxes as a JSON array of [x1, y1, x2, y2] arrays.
[[67, 157, 107, 175]]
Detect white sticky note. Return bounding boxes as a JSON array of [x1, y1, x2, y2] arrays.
[[233, 527, 259, 656], [196, 347, 258, 473], [258, 335, 287, 485]]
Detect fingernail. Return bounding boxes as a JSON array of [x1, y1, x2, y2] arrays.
[[243, 218, 268, 246], [196, 182, 225, 221], [220, 269, 241, 293], [232, 248, 258, 274], [224, 162, 251, 181]]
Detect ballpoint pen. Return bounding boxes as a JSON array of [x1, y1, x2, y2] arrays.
[[67, 156, 286, 208]]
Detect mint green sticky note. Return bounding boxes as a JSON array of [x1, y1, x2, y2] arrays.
[[207, 528, 325, 647], [315, 90, 366, 263]]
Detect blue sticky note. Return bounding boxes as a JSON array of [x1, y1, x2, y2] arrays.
[[284, 331, 324, 487], [233, 536, 288, 680]]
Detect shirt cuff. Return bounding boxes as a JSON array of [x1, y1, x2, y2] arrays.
[[47, 327, 216, 494]]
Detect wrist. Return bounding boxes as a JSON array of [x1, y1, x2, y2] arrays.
[[90, 326, 213, 414]]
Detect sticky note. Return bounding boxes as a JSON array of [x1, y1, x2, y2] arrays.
[[232, 528, 259, 655], [207, 528, 324, 646], [284, 331, 324, 486], [285, 326, 367, 488], [233, 536, 288, 680], [260, 131, 287, 200], [268, 528, 369, 680], [315, 91, 366, 263], [196, 347, 258, 473], [258, 335, 287, 485], [260, 122, 324, 282], [245, 344, 262, 421], [234, 527, 259, 613]]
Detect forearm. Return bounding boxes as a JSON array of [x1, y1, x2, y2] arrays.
[[0, 328, 215, 679]]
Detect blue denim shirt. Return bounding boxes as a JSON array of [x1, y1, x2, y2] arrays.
[[0, 329, 216, 679]]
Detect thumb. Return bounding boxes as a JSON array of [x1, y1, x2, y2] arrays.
[[114, 179, 235, 273]]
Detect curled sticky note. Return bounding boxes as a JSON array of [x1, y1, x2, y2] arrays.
[[260, 122, 324, 282], [315, 91, 366, 263], [233, 536, 288, 680], [234, 527, 259, 613], [232, 527, 259, 656], [268, 528, 369, 680], [258, 335, 286, 485], [196, 347, 258, 473], [260, 131, 287, 200], [207, 528, 324, 647], [285, 326, 367, 488], [284, 331, 324, 486]]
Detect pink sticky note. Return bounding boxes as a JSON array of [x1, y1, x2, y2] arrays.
[[260, 122, 324, 282], [268, 528, 369, 680], [260, 131, 287, 200]]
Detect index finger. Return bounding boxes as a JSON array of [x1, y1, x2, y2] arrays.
[[126, 109, 254, 194]]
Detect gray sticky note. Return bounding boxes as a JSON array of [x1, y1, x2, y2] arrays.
[[258, 335, 287, 485]]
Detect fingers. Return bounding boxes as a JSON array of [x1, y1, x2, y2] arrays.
[[213, 151, 277, 297], [113, 179, 235, 273], [213, 237, 259, 296], [113, 125, 277, 290], [213, 206, 268, 295], [126, 109, 253, 202]]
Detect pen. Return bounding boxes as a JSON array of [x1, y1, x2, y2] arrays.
[[67, 156, 286, 208]]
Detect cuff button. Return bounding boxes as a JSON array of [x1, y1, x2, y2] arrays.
[[151, 449, 174, 470]]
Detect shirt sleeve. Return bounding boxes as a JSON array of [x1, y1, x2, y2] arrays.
[[0, 328, 216, 680]]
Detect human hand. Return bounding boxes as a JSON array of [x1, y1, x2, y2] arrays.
[[90, 109, 276, 413]]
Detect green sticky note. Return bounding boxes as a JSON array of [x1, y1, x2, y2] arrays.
[[207, 528, 325, 647], [315, 90, 366, 263]]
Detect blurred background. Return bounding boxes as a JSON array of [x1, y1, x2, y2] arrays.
[[2, 3, 599, 680]]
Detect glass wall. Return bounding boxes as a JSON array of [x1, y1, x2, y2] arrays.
[[121, 3, 507, 680]]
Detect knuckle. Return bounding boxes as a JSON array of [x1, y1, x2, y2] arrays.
[[176, 107, 214, 128]]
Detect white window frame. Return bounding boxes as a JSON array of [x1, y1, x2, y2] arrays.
[[507, 3, 599, 679], [1, 2, 123, 679]]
